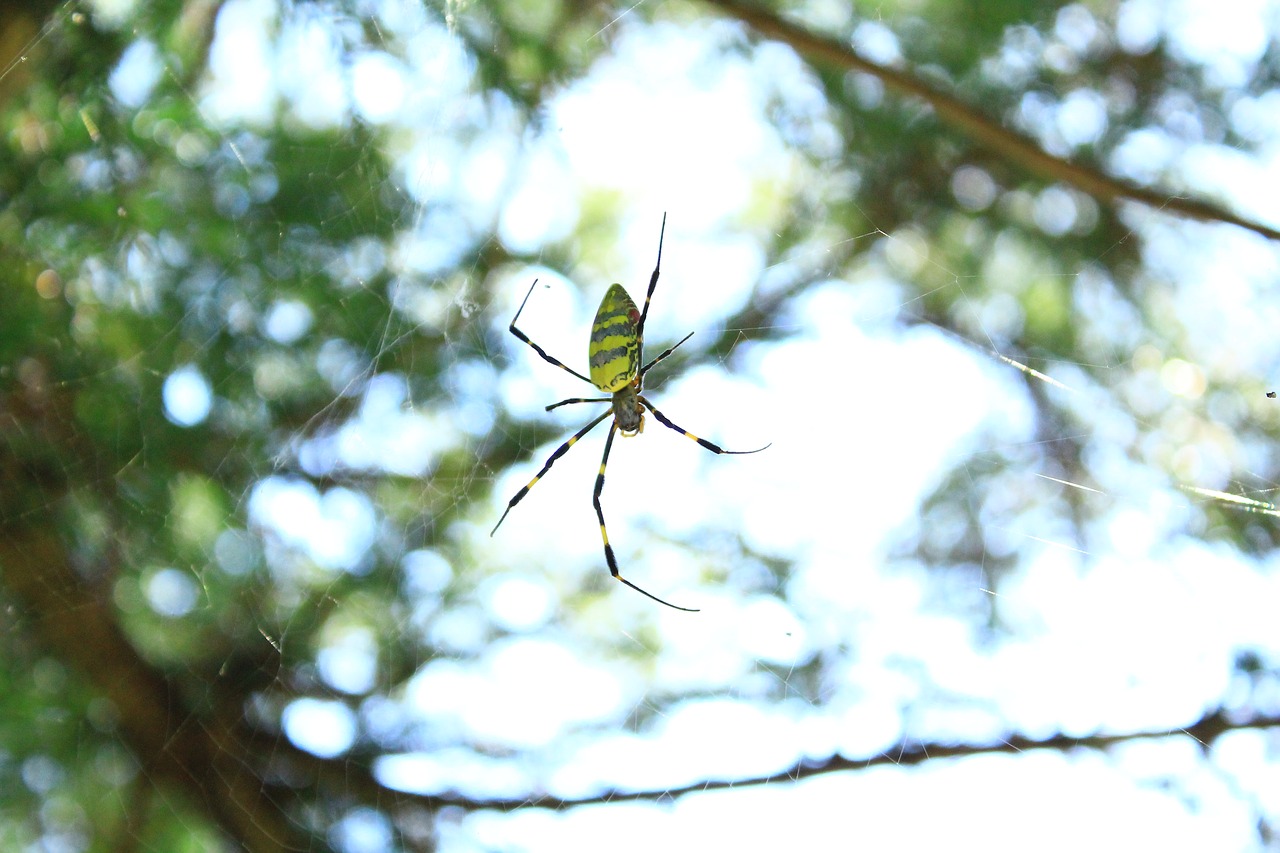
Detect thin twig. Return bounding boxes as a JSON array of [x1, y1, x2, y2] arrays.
[[396, 705, 1279, 811], [703, 0, 1280, 242]]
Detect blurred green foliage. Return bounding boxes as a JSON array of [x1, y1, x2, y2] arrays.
[[2, 1, 1278, 851]]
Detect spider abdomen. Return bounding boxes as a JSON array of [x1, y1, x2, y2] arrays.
[[589, 283, 641, 392]]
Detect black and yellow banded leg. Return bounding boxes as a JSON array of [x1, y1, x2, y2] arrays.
[[592, 422, 699, 612], [545, 396, 610, 413], [635, 212, 667, 346], [508, 279, 593, 385], [640, 331, 694, 377], [491, 409, 612, 536], [640, 399, 772, 455]]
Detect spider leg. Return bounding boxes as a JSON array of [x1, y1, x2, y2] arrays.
[[545, 396, 611, 412], [634, 212, 667, 348], [593, 422, 699, 612], [639, 398, 771, 455], [491, 409, 611, 536], [640, 331, 693, 377], [507, 279, 593, 385]]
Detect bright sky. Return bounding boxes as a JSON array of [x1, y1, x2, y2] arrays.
[[108, 0, 1280, 849]]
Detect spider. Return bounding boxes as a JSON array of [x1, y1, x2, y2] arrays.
[[491, 214, 769, 611]]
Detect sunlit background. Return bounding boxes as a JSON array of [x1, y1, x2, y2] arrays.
[[5, 0, 1280, 849]]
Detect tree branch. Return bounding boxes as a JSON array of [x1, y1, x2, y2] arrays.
[[360, 705, 1279, 812], [702, 0, 1280, 243]]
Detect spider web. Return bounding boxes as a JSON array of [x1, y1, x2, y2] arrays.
[[2, 1, 1280, 851]]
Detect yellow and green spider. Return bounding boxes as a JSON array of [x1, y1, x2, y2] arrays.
[[491, 214, 769, 611]]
